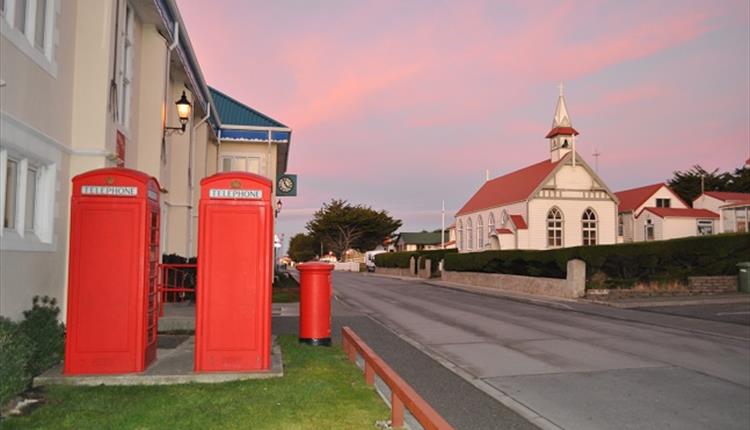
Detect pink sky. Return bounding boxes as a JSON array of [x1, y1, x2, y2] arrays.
[[176, 0, 749, 242]]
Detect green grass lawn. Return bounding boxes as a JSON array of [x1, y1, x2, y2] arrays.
[[4, 336, 388, 430], [272, 288, 300, 303]]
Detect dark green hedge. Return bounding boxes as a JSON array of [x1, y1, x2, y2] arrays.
[[374, 251, 417, 269], [443, 234, 750, 288], [375, 249, 458, 270]]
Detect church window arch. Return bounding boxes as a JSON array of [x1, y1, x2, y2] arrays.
[[582, 208, 597, 246], [547, 207, 564, 248], [488, 212, 496, 236], [476, 215, 484, 249], [457, 220, 463, 250], [467, 218, 474, 250]]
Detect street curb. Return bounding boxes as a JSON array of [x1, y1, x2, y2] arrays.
[[334, 293, 562, 430]]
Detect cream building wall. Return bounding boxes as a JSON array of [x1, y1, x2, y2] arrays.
[[692, 194, 724, 214], [1, 0, 76, 319], [634, 212, 663, 242]]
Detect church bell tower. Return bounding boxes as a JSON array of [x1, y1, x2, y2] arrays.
[[546, 84, 579, 162]]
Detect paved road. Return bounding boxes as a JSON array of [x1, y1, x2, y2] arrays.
[[333, 272, 750, 430], [638, 302, 750, 326]]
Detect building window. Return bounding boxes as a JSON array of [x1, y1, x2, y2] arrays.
[[457, 220, 463, 250], [582, 208, 597, 246], [1, 0, 56, 72], [476, 215, 483, 249], [656, 198, 670, 208], [117, 3, 134, 130], [618, 214, 624, 236], [220, 155, 262, 175], [645, 220, 654, 241], [488, 212, 495, 237], [697, 220, 713, 236], [546, 207, 563, 248], [3, 158, 18, 229], [0, 148, 55, 245], [467, 218, 473, 250]]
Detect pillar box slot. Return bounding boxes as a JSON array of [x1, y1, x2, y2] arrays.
[[65, 168, 161, 375], [195, 172, 273, 372]]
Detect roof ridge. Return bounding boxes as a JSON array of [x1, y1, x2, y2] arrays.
[[209, 86, 288, 128]]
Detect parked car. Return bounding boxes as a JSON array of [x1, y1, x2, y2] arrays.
[[364, 250, 387, 272]]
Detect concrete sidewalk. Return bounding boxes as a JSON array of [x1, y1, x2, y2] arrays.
[[273, 297, 538, 430]]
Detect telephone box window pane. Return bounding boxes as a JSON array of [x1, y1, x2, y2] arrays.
[[34, 0, 47, 50], [4, 159, 18, 229], [25, 167, 37, 232]]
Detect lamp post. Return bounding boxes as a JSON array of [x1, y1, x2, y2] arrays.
[[275, 199, 283, 218], [165, 90, 192, 134]]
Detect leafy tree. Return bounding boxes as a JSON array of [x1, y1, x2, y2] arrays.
[[667, 165, 734, 204], [288, 233, 317, 263], [306, 199, 402, 260], [727, 165, 750, 193]]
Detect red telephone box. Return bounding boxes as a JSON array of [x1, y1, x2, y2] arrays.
[[65, 168, 161, 375], [195, 172, 272, 372]]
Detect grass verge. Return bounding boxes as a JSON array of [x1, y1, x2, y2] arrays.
[[3, 336, 388, 430]]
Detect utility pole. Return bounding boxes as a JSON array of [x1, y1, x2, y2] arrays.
[[700, 173, 705, 194], [441, 200, 445, 249]]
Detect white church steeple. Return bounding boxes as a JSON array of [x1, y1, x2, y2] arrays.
[[546, 83, 579, 162]]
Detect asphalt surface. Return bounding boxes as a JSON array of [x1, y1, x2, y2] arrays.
[[273, 299, 537, 430], [332, 272, 750, 430], [638, 302, 750, 326]]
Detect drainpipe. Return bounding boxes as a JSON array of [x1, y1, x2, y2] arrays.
[[161, 22, 178, 257], [187, 102, 211, 257]]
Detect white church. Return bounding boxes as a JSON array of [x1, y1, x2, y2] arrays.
[[455, 89, 619, 252]]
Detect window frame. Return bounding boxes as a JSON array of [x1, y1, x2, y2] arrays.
[[656, 198, 671, 208], [457, 220, 463, 251], [220, 154, 264, 175], [696, 220, 713, 236], [581, 208, 597, 246], [476, 215, 483, 249], [466, 218, 473, 250], [1, 0, 56, 75], [546, 207, 564, 248], [116, 2, 135, 131]]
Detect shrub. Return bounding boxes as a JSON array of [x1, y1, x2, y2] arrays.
[[374, 252, 417, 268], [0, 317, 33, 405], [19, 296, 66, 376], [444, 234, 750, 288]]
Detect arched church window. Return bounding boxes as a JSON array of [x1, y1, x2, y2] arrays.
[[476, 215, 484, 249], [488, 213, 496, 236], [457, 220, 463, 250], [562, 139, 569, 148], [547, 207, 563, 248], [467, 218, 474, 250], [582, 208, 597, 246]]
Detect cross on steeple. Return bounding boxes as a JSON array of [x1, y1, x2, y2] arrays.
[[558, 82, 564, 96]]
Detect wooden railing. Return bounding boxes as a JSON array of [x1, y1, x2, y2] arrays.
[[341, 327, 453, 430]]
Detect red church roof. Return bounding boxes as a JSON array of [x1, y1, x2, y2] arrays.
[[702, 191, 750, 202], [496, 228, 513, 234], [615, 183, 665, 212], [545, 127, 579, 139], [456, 159, 561, 216], [639, 207, 719, 219], [510, 215, 528, 230]]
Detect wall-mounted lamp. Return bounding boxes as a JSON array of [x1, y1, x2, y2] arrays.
[[165, 91, 192, 135], [275, 199, 283, 217]]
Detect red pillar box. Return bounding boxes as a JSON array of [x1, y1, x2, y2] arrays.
[[195, 172, 273, 372], [65, 168, 161, 375], [298, 262, 334, 346]]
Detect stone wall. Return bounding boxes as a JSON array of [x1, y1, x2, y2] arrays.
[[374, 267, 415, 277], [586, 275, 738, 300], [441, 259, 586, 299]]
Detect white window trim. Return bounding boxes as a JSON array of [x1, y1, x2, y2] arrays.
[[0, 0, 58, 77], [582, 208, 598, 246], [0, 112, 61, 252], [220, 153, 265, 175]]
